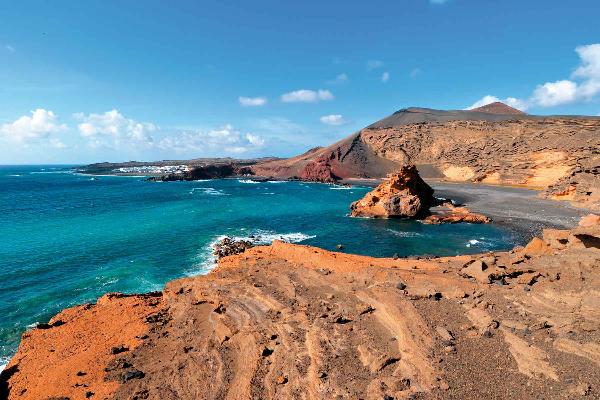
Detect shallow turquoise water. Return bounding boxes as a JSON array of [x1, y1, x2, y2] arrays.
[[0, 165, 518, 366]]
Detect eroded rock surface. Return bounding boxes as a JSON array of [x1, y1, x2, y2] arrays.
[[253, 106, 600, 210], [2, 218, 600, 399], [350, 165, 435, 218], [423, 203, 491, 224]]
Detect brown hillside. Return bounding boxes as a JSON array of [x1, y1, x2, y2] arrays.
[[253, 107, 600, 210], [471, 101, 527, 115]]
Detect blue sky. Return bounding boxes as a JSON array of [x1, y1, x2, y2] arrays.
[[1, 0, 599, 164]]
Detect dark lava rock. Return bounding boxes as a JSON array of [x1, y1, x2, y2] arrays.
[[110, 345, 129, 355], [122, 370, 145, 382], [213, 237, 254, 259]]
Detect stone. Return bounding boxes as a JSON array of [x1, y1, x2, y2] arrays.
[[435, 326, 454, 341], [110, 345, 129, 355], [461, 260, 492, 284], [350, 165, 435, 218], [423, 203, 491, 225], [122, 370, 145, 382], [213, 237, 254, 259], [523, 237, 552, 255], [579, 214, 600, 227]]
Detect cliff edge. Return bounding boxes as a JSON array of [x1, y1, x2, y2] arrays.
[[2, 217, 600, 399]]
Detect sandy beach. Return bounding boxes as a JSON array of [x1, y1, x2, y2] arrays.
[[430, 182, 588, 241]]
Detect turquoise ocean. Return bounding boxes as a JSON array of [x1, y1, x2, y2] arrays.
[[0, 165, 518, 367]]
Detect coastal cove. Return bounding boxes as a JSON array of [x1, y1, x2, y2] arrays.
[[0, 165, 583, 368]]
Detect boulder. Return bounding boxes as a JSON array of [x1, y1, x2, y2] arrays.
[[213, 237, 254, 259], [579, 214, 600, 227], [350, 165, 435, 218], [423, 203, 490, 224]]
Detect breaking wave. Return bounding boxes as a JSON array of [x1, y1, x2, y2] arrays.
[[189, 187, 227, 196], [186, 230, 316, 276], [386, 229, 424, 238]]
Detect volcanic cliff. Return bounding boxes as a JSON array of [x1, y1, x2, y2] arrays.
[[253, 105, 600, 210], [2, 217, 600, 399]]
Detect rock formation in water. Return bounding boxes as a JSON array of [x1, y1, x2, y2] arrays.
[[212, 237, 254, 259], [350, 165, 435, 218], [423, 203, 491, 224], [253, 105, 600, 210], [2, 216, 599, 399]]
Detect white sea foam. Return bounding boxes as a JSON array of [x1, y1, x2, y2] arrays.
[[466, 239, 482, 248], [186, 230, 316, 276], [239, 179, 260, 184], [262, 192, 275, 195], [330, 185, 353, 190], [30, 170, 74, 174], [189, 187, 226, 196], [8, 174, 21, 177], [267, 180, 286, 184], [386, 229, 423, 238], [0, 356, 10, 372]]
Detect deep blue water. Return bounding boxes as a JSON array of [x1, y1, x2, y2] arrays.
[[0, 165, 518, 367]]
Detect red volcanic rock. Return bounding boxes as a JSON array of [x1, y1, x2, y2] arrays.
[[298, 155, 340, 183], [423, 203, 491, 225], [470, 102, 526, 115], [350, 165, 434, 218]]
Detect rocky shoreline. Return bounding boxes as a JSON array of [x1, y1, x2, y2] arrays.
[[1, 216, 599, 399]]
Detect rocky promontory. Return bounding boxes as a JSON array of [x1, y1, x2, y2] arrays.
[[350, 165, 435, 218], [2, 216, 599, 399]]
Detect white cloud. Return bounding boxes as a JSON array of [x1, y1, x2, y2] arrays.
[[571, 44, 600, 99], [49, 138, 67, 149], [0, 109, 67, 142], [381, 71, 390, 83], [74, 110, 157, 146], [466, 95, 528, 111], [409, 68, 422, 79], [327, 73, 348, 85], [320, 114, 347, 126], [531, 80, 578, 107], [238, 96, 267, 107], [157, 124, 264, 154], [367, 60, 384, 71], [281, 89, 334, 103], [467, 44, 600, 110], [5, 45, 15, 52]]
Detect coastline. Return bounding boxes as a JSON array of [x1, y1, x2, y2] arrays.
[[2, 220, 599, 399], [344, 178, 589, 242], [1, 171, 596, 393]]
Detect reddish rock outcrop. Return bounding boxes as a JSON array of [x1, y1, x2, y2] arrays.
[[470, 101, 526, 115], [297, 155, 340, 183], [423, 203, 491, 224], [350, 165, 435, 218]]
